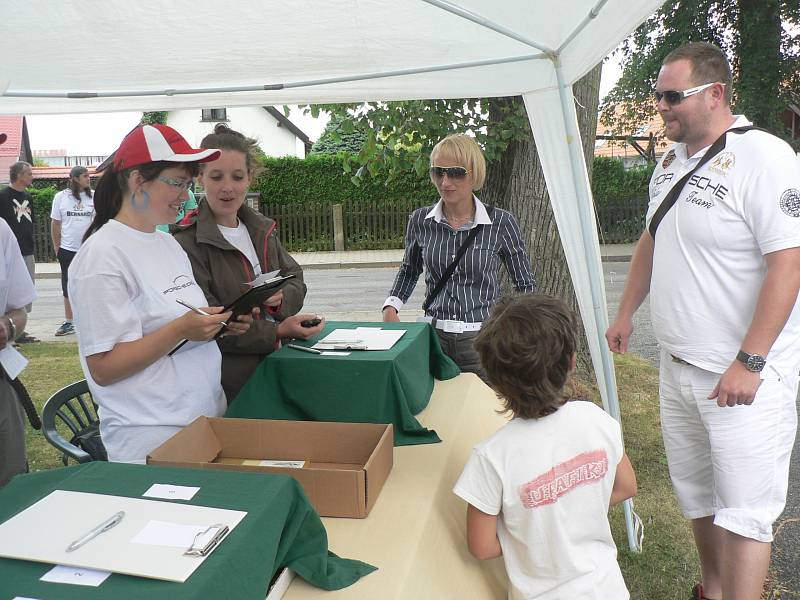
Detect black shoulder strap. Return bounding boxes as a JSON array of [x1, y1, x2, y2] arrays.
[[423, 206, 493, 313], [648, 126, 758, 240]]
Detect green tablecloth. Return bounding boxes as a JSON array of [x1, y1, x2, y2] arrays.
[[0, 462, 375, 600], [226, 322, 460, 445]]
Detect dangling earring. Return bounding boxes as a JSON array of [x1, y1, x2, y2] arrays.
[[130, 188, 151, 211]]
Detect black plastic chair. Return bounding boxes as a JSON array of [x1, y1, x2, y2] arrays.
[[42, 380, 108, 465]]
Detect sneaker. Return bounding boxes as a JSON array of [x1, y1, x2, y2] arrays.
[[54, 322, 75, 337], [14, 332, 40, 343]]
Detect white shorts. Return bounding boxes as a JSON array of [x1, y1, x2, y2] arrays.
[[659, 349, 798, 542]]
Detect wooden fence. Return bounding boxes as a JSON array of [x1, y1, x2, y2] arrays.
[[30, 197, 648, 260]]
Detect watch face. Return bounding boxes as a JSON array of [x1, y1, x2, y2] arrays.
[[747, 355, 766, 372]]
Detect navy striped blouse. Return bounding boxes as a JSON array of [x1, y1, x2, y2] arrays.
[[385, 198, 536, 323]]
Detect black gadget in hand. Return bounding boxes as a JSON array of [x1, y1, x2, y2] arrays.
[[223, 275, 297, 319], [300, 318, 322, 328]]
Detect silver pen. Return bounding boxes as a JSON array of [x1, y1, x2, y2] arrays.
[[288, 344, 323, 354], [66, 511, 125, 552], [176, 299, 228, 329]]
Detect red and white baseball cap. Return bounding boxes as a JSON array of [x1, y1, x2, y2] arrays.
[[113, 124, 220, 172]]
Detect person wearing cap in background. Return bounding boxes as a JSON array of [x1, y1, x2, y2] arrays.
[[0, 156, 37, 344], [50, 165, 95, 336], [68, 124, 254, 464]]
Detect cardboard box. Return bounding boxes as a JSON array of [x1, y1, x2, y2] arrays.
[[147, 417, 393, 518]]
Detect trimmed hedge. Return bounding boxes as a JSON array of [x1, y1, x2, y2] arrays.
[[255, 154, 438, 206], [591, 156, 653, 204]]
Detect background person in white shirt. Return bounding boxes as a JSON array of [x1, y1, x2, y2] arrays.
[[69, 124, 253, 463], [454, 295, 637, 600], [50, 165, 95, 337], [606, 42, 800, 600]]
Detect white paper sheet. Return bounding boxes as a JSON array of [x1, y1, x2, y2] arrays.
[[248, 269, 281, 287], [130, 521, 211, 549], [40, 565, 112, 587], [143, 484, 200, 501], [0, 345, 28, 379], [313, 328, 406, 351]]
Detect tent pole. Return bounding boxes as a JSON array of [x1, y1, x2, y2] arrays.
[[552, 57, 639, 553]]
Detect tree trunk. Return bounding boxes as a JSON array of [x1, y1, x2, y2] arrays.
[[481, 63, 602, 375], [735, 0, 782, 132]]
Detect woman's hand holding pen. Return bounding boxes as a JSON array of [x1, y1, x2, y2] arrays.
[[177, 306, 235, 341]]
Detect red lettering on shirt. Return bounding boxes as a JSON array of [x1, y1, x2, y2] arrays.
[[518, 450, 609, 508]]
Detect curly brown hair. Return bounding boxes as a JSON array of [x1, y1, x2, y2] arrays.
[[474, 295, 577, 419]]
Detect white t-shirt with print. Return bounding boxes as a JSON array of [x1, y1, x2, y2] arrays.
[[647, 115, 800, 374], [218, 222, 262, 278], [50, 189, 95, 252], [68, 219, 226, 463], [453, 401, 628, 600]]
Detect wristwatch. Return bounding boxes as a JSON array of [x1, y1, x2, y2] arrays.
[[736, 350, 766, 373]]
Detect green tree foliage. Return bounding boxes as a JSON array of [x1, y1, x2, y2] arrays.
[[602, 0, 800, 139], [140, 111, 167, 125], [310, 114, 367, 155], [591, 158, 654, 205]]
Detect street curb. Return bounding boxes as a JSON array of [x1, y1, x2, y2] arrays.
[[35, 272, 61, 280]]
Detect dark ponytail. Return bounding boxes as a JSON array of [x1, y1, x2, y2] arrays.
[[83, 169, 124, 242]]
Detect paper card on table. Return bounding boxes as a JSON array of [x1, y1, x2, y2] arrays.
[[14, 597, 42, 600], [0, 345, 28, 379], [130, 520, 210, 548], [40, 564, 112, 587], [322, 351, 350, 356], [314, 328, 406, 351], [143, 483, 200, 501]]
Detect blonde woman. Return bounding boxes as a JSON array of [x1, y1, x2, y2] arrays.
[[382, 134, 536, 379]]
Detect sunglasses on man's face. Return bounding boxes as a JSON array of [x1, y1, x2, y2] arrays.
[[654, 82, 720, 106], [430, 166, 470, 180]]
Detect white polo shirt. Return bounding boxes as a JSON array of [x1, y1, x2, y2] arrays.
[[647, 115, 800, 374]]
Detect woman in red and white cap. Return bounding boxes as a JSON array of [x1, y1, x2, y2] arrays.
[[68, 124, 252, 463]]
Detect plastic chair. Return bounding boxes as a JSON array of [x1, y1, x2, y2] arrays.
[[42, 380, 108, 465]]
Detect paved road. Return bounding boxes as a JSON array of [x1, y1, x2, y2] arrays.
[[21, 264, 800, 594]]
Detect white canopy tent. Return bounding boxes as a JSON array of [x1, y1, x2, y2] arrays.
[[2, 0, 664, 550]]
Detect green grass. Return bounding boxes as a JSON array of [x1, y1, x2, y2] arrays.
[[15, 344, 702, 598], [17, 342, 84, 472]]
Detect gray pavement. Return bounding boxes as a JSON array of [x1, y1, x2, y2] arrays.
[[21, 244, 798, 593]]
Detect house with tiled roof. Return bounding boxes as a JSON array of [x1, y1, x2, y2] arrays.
[[0, 116, 33, 183], [594, 105, 668, 169]]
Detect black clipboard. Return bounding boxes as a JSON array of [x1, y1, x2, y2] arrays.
[[223, 274, 296, 319], [168, 274, 296, 356]]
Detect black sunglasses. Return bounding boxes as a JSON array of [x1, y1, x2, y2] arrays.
[[430, 166, 470, 180], [654, 82, 719, 106]]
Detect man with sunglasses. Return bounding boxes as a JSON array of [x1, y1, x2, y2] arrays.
[[606, 42, 800, 600]]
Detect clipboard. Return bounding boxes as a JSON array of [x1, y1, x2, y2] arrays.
[[168, 274, 296, 356]]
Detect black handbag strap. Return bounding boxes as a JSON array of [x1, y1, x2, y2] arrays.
[[423, 206, 493, 313], [648, 126, 758, 240]]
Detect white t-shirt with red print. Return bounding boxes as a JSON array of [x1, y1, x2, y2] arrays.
[[453, 400, 628, 600]]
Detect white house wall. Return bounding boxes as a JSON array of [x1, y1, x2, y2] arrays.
[[166, 106, 304, 158]]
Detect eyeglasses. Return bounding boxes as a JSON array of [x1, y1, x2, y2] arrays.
[[430, 166, 470, 180], [157, 175, 192, 190], [654, 82, 721, 106]]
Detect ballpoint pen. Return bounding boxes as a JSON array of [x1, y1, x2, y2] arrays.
[[66, 511, 125, 552], [287, 344, 323, 354], [176, 299, 228, 329]]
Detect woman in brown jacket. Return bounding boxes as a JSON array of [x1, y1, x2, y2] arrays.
[[174, 124, 324, 403]]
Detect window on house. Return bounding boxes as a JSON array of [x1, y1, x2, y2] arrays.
[[201, 108, 227, 122]]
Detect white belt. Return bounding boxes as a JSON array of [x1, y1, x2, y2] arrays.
[[417, 315, 482, 333]]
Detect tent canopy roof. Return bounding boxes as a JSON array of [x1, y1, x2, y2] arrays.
[[1, 0, 661, 115]]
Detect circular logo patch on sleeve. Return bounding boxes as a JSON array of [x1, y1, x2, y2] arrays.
[[780, 189, 800, 217]]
